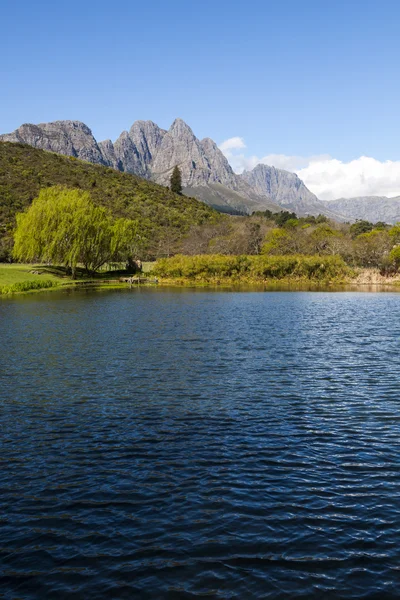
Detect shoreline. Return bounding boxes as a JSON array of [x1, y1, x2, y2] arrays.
[[1, 263, 400, 297], [2, 273, 400, 297]]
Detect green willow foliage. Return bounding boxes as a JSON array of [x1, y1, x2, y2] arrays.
[[153, 254, 351, 281], [13, 187, 144, 273]]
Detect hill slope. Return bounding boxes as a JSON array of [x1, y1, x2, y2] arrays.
[[0, 142, 220, 253]]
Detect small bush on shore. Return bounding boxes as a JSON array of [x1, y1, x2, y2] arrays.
[[0, 279, 56, 295]]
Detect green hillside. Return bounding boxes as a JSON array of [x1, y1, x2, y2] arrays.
[[0, 142, 220, 259]]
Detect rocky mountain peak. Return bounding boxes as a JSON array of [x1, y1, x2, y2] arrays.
[[149, 119, 208, 186], [249, 163, 302, 186], [128, 120, 165, 165], [99, 138, 113, 148], [200, 138, 237, 185], [129, 119, 165, 133], [168, 118, 195, 138], [49, 120, 93, 132], [0, 120, 105, 164], [240, 163, 343, 218]]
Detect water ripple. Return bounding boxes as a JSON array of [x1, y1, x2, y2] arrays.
[[1, 289, 400, 598]]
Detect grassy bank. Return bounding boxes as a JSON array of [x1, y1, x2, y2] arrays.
[[0, 263, 164, 295], [0, 264, 128, 295], [2, 257, 400, 296], [0, 264, 62, 286], [0, 264, 62, 294]]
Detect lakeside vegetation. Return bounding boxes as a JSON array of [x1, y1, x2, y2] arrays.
[[175, 210, 400, 273], [3, 141, 400, 294], [153, 254, 352, 283], [0, 264, 142, 295]]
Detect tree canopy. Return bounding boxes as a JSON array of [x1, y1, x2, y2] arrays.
[[13, 186, 145, 274]]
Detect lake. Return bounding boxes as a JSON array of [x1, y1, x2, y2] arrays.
[[1, 287, 400, 599]]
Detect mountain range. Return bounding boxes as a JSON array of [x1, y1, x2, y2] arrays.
[[2, 118, 400, 223], [324, 196, 400, 224]]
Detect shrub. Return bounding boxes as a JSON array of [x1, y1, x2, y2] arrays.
[[389, 246, 400, 270], [0, 279, 55, 295], [153, 254, 350, 282], [353, 230, 391, 267]]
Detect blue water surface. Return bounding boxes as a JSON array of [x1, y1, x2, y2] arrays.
[[1, 288, 400, 599]]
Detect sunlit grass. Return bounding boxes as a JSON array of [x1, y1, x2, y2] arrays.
[[0, 264, 61, 287], [0, 263, 141, 295]]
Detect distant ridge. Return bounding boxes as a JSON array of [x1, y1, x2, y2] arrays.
[[323, 196, 400, 224], [5, 119, 400, 222], [1, 118, 333, 217]]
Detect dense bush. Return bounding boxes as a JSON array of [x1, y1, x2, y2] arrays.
[[0, 279, 56, 295], [153, 254, 350, 281], [352, 230, 392, 267]]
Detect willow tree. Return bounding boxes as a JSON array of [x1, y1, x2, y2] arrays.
[[111, 217, 148, 269], [13, 186, 136, 275]]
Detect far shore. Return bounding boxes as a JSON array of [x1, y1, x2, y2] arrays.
[[1, 263, 400, 296]]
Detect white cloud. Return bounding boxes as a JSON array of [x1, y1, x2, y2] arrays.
[[219, 138, 330, 175], [220, 151, 259, 173], [218, 136, 400, 200], [218, 137, 246, 153], [298, 157, 400, 200], [224, 152, 332, 174]]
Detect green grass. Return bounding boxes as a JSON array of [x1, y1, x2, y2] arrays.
[[0, 264, 61, 286], [0, 264, 63, 294], [0, 263, 145, 295], [0, 279, 57, 294]]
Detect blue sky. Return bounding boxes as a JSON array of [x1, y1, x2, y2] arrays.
[[3, 0, 400, 198]]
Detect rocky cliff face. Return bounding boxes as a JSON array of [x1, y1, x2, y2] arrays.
[[1, 118, 333, 217], [128, 120, 166, 172], [98, 121, 166, 177], [0, 121, 106, 165], [200, 137, 233, 183], [150, 119, 211, 186], [240, 163, 341, 218]]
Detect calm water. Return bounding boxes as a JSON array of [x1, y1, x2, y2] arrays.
[[1, 288, 400, 599]]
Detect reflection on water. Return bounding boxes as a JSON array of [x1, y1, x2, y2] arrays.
[[1, 288, 400, 599]]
